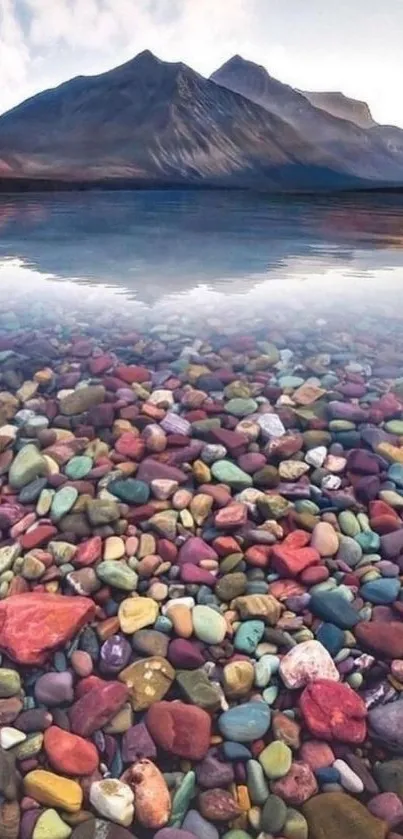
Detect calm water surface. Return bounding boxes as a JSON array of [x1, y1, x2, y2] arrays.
[[1, 190, 403, 331]]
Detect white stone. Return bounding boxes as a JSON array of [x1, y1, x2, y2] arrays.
[[90, 779, 134, 827], [333, 759, 364, 794], [150, 479, 179, 500], [279, 640, 340, 689], [321, 474, 342, 490], [147, 389, 174, 407], [305, 446, 327, 468], [162, 596, 195, 615], [257, 413, 286, 440], [0, 727, 27, 750]]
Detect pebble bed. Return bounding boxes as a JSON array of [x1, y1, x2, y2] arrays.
[[1, 284, 403, 839]]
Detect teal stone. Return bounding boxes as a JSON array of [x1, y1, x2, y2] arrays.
[[64, 455, 93, 479], [211, 461, 252, 490], [154, 616, 172, 634], [388, 463, 403, 487], [191, 419, 221, 436], [332, 431, 361, 449], [309, 591, 360, 628], [96, 561, 138, 591], [246, 759, 269, 805], [51, 486, 78, 521], [234, 620, 265, 654], [169, 770, 196, 827], [294, 499, 320, 515], [360, 578, 401, 604], [278, 375, 304, 388], [108, 478, 150, 505], [354, 530, 380, 553], [218, 701, 271, 742], [263, 685, 279, 705], [385, 420, 403, 435], [254, 658, 272, 688], [224, 397, 258, 417], [245, 581, 269, 595]]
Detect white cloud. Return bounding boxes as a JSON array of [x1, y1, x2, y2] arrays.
[[0, 0, 402, 127]]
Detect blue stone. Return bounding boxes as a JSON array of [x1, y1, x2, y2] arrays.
[[316, 622, 345, 656], [388, 463, 403, 488], [218, 702, 271, 742], [234, 620, 265, 654], [354, 531, 380, 553], [221, 742, 252, 761], [315, 767, 341, 785], [360, 578, 401, 604], [310, 591, 360, 628]]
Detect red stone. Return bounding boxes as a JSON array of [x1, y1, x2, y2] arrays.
[[44, 726, 99, 775], [300, 565, 329, 585], [146, 700, 211, 760], [88, 354, 114, 375], [210, 428, 248, 454], [299, 679, 367, 743], [70, 681, 129, 736], [371, 516, 402, 535], [74, 537, 102, 567], [284, 530, 311, 550], [245, 545, 271, 568], [0, 593, 95, 665], [272, 545, 320, 578], [355, 621, 403, 658], [115, 432, 145, 460], [212, 536, 241, 556], [19, 525, 58, 551], [115, 365, 150, 384], [369, 500, 400, 520], [214, 503, 247, 529]]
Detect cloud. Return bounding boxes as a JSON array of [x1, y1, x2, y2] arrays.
[[0, 0, 402, 126]]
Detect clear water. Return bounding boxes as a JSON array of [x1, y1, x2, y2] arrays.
[[1, 189, 403, 333]]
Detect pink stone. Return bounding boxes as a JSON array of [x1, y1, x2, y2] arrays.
[[180, 565, 216, 586], [279, 640, 340, 689], [214, 503, 247, 529], [177, 537, 218, 566], [0, 593, 95, 665], [299, 741, 335, 771], [74, 537, 102, 566], [272, 545, 320, 577], [271, 761, 318, 805]]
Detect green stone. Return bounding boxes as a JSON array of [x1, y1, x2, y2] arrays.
[[176, 669, 222, 710], [283, 808, 309, 839], [354, 531, 380, 553], [338, 511, 360, 537], [257, 494, 292, 519], [0, 668, 21, 697], [215, 571, 246, 600], [96, 561, 138, 591], [108, 478, 150, 505], [211, 460, 252, 490], [224, 381, 252, 399], [223, 833, 253, 839], [261, 794, 287, 834], [9, 444, 47, 489], [87, 499, 120, 526], [15, 732, 43, 759], [259, 740, 292, 779], [329, 420, 356, 431], [279, 376, 305, 388], [148, 510, 178, 540], [247, 759, 269, 805], [51, 486, 78, 521], [0, 544, 20, 574], [224, 398, 258, 417], [64, 455, 93, 479], [191, 418, 221, 436], [385, 420, 403, 435], [169, 770, 196, 827], [380, 489, 403, 508]]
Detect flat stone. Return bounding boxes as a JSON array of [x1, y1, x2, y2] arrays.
[[218, 702, 271, 742], [119, 656, 175, 711]]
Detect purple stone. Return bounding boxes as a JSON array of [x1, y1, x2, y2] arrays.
[[180, 565, 216, 586], [0, 502, 26, 529], [328, 401, 368, 422], [34, 671, 74, 706], [182, 811, 219, 839], [122, 721, 157, 763], [20, 810, 42, 839], [347, 449, 381, 475], [178, 537, 218, 566], [136, 457, 186, 484], [196, 751, 235, 788], [380, 529, 403, 560], [168, 442, 204, 465], [237, 453, 266, 474], [155, 831, 198, 839], [100, 635, 132, 674], [161, 412, 191, 436], [355, 476, 381, 503], [168, 639, 206, 669]]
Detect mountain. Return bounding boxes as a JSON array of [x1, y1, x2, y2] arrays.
[[0, 50, 402, 191], [211, 55, 403, 182], [300, 90, 376, 129]]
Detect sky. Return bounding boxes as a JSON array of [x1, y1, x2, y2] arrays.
[[1, 0, 402, 126]]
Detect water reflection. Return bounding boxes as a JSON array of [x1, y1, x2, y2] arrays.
[[0, 191, 403, 306]]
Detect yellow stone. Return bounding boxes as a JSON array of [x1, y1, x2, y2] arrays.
[[190, 493, 213, 525], [16, 381, 39, 403], [179, 509, 194, 530], [103, 536, 125, 561], [113, 419, 138, 436], [232, 594, 282, 625], [186, 364, 210, 384], [119, 656, 175, 710], [376, 442, 403, 463], [34, 368, 54, 385], [24, 770, 82, 813], [192, 460, 211, 484], [118, 596, 159, 633], [53, 429, 75, 441], [42, 455, 59, 475], [223, 660, 254, 697]]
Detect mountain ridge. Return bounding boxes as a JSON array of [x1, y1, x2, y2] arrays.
[[0, 50, 402, 191]]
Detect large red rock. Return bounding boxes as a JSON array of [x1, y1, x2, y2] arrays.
[[299, 679, 367, 744], [146, 700, 211, 760], [355, 621, 403, 658], [44, 726, 99, 775], [70, 681, 129, 736], [0, 593, 95, 665]]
